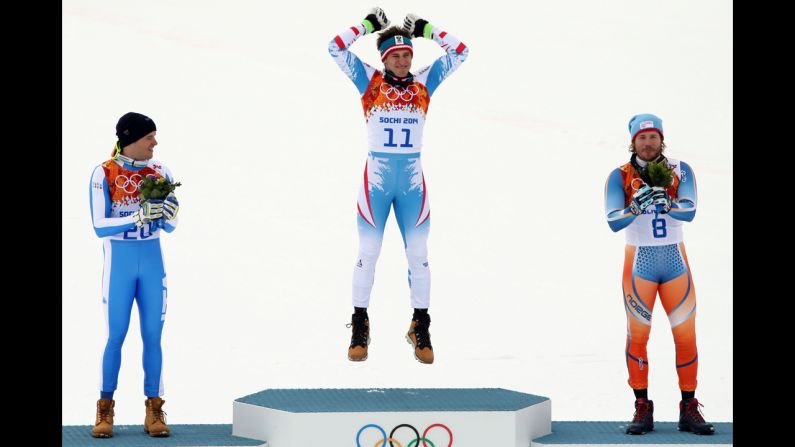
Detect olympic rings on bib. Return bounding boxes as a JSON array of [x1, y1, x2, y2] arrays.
[[630, 177, 648, 192], [380, 83, 420, 102], [114, 174, 143, 194], [356, 423, 452, 447]]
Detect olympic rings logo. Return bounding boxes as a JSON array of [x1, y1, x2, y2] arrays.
[[380, 83, 420, 102], [114, 174, 143, 194], [630, 177, 648, 192], [356, 423, 453, 447]]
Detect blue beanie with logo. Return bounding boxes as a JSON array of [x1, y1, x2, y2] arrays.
[[628, 113, 663, 141]]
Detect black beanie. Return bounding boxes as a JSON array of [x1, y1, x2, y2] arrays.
[[116, 112, 157, 148]]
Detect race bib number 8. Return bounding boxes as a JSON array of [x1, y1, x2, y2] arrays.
[[652, 217, 667, 238]]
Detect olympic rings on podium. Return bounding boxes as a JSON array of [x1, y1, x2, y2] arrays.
[[356, 423, 452, 447]]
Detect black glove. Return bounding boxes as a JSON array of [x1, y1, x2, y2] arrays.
[[363, 7, 390, 33], [403, 13, 429, 38]]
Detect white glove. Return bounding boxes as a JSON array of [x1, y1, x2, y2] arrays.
[[133, 200, 164, 228]]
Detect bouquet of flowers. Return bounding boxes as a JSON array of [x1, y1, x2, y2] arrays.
[[646, 160, 674, 188], [139, 175, 181, 200], [646, 160, 673, 213], [139, 175, 181, 228]]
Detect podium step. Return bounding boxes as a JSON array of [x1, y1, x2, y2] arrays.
[[61, 420, 734, 446], [233, 388, 551, 447], [533, 421, 733, 446], [61, 424, 266, 447]]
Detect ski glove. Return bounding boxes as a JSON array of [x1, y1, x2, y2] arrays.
[[133, 199, 164, 228], [403, 13, 430, 38], [650, 186, 672, 214], [629, 185, 654, 216], [362, 7, 390, 34], [163, 193, 179, 221]]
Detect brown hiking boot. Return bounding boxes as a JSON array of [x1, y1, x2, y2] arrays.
[[406, 313, 434, 364], [347, 312, 370, 361], [144, 397, 170, 437], [91, 398, 115, 438]]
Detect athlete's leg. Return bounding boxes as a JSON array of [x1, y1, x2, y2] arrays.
[[136, 240, 167, 398], [623, 245, 660, 390], [352, 154, 394, 308], [100, 240, 137, 394], [394, 156, 430, 309], [658, 242, 698, 392]]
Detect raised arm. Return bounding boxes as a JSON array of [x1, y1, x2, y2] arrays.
[[404, 14, 469, 96], [328, 7, 390, 95]]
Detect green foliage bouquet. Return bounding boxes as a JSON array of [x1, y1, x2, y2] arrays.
[[647, 160, 674, 188], [139, 175, 181, 200]]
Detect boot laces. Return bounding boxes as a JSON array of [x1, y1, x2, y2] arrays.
[[97, 404, 112, 423], [685, 399, 706, 423], [149, 400, 167, 424], [413, 314, 432, 349]]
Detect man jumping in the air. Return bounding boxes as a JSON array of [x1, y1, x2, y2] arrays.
[[329, 7, 468, 364]]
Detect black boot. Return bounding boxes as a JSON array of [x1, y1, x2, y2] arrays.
[[407, 311, 434, 364], [678, 398, 715, 435], [626, 398, 654, 434], [346, 312, 370, 361]]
